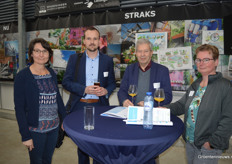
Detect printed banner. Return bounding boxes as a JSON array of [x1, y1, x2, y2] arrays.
[[0, 3, 230, 34], [53, 49, 76, 68], [0, 23, 18, 34], [35, 0, 120, 16], [202, 30, 224, 54], [158, 46, 193, 70], [136, 32, 168, 54], [29, 3, 232, 32], [4, 41, 19, 56]]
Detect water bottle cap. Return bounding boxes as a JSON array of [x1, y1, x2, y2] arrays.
[[146, 92, 152, 96]]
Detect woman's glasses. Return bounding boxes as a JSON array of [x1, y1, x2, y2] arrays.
[[33, 49, 49, 55], [195, 58, 214, 64]]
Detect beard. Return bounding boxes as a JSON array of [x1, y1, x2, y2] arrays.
[[87, 47, 98, 52], [86, 44, 98, 52]]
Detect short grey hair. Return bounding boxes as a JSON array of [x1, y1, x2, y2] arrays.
[[135, 38, 153, 52]]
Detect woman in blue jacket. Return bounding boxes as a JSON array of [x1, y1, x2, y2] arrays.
[[14, 38, 66, 164]]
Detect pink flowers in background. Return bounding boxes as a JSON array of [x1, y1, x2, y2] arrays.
[[99, 35, 107, 54], [169, 70, 195, 91], [69, 27, 86, 46], [169, 71, 184, 86]]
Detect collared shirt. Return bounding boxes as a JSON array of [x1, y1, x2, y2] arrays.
[[139, 61, 152, 72], [85, 51, 99, 99]]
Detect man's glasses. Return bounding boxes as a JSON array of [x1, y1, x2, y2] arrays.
[[195, 58, 214, 64], [33, 49, 49, 55]]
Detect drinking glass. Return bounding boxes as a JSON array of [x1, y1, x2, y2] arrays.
[[128, 85, 137, 104], [154, 88, 165, 106], [94, 79, 100, 87], [84, 106, 95, 130]]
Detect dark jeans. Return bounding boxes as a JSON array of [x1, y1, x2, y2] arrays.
[[75, 101, 101, 164], [29, 127, 59, 164]]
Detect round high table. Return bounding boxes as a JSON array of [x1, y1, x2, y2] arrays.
[[63, 106, 184, 164]]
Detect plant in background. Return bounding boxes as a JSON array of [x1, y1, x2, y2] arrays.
[[57, 70, 65, 84], [48, 29, 70, 50], [122, 45, 137, 64]]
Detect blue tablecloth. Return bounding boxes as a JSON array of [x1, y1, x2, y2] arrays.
[[63, 106, 184, 164]]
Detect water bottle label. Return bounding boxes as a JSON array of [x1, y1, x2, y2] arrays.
[[144, 102, 153, 111]]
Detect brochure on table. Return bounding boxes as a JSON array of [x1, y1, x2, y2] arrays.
[[100, 106, 127, 119], [101, 106, 173, 126], [125, 106, 173, 126]]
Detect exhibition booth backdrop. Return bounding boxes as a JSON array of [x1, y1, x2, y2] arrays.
[[0, 2, 232, 92]]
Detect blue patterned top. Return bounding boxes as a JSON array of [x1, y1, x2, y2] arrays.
[[186, 86, 207, 142], [29, 74, 59, 133]]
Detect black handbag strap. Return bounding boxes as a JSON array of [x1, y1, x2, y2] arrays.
[[73, 53, 83, 82], [66, 53, 83, 113]]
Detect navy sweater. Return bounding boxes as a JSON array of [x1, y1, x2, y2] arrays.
[[14, 67, 66, 141]]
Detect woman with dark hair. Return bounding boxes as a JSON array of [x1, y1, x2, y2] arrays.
[[14, 38, 66, 164]]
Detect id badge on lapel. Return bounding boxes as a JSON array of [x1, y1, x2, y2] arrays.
[[104, 72, 109, 77]]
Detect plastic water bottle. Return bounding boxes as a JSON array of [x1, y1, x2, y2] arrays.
[[143, 92, 154, 130]]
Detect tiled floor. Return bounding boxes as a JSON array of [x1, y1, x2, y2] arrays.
[[1, 109, 232, 164]]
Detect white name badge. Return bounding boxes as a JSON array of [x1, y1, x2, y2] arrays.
[[104, 72, 109, 77], [153, 82, 160, 89], [189, 91, 194, 96]]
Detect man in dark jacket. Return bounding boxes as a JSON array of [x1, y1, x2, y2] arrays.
[[62, 27, 116, 164]]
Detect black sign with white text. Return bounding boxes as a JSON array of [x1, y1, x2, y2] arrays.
[[35, 0, 120, 17], [1, 2, 232, 34], [29, 3, 232, 32], [0, 23, 17, 34]]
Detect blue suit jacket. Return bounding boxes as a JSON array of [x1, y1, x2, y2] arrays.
[[62, 52, 116, 111], [118, 61, 172, 107]]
